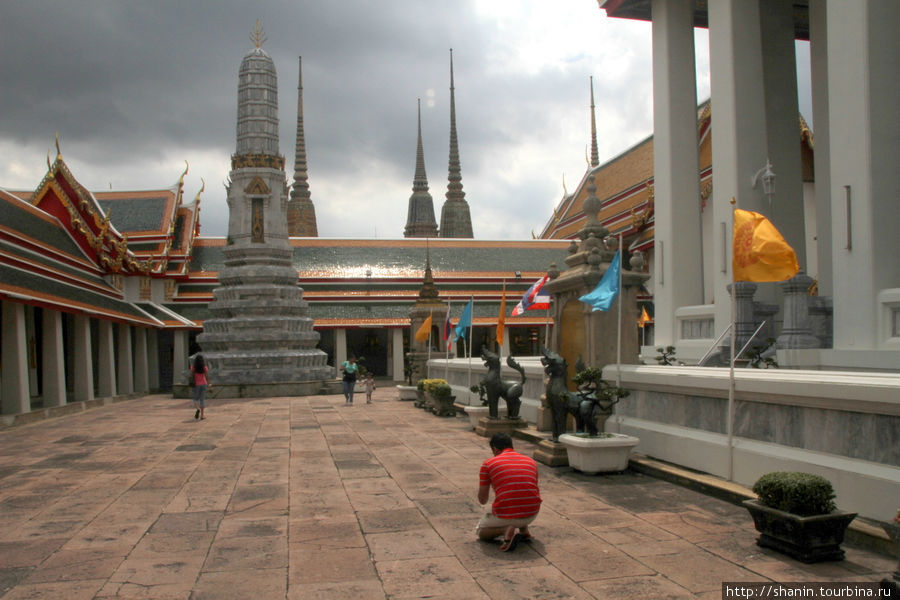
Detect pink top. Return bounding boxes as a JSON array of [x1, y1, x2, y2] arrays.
[[190, 365, 209, 386]]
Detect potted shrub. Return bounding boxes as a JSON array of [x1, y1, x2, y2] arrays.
[[423, 379, 455, 417], [414, 379, 428, 408], [555, 359, 638, 474], [743, 471, 857, 563]]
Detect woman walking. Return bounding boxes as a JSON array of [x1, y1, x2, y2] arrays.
[[339, 355, 359, 404], [190, 354, 211, 420]]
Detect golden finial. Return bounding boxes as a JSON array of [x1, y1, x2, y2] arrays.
[[250, 20, 267, 48], [194, 178, 205, 202], [46, 151, 52, 170], [54, 132, 62, 160], [178, 160, 189, 187], [562, 173, 567, 197]]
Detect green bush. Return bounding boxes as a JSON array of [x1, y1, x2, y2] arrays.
[[752, 472, 837, 516], [420, 379, 449, 398]]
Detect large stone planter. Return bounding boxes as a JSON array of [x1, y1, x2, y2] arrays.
[[463, 404, 506, 429], [428, 393, 456, 417], [742, 499, 857, 563], [396, 385, 418, 401], [558, 433, 639, 474]]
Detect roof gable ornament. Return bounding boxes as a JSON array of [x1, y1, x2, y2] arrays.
[[245, 176, 270, 195]]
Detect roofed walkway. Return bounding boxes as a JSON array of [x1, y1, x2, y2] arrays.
[[0, 389, 893, 599]]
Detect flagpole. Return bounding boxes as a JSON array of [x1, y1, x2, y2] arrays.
[[466, 295, 473, 394], [727, 198, 737, 481], [444, 300, 450, 381], [616, 233, 623, 389]]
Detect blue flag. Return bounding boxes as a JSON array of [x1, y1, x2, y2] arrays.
[[454, 299, 473, 339], [579, 250, 621, 311]]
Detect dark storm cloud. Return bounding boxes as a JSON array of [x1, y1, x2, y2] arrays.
[[1, 1, 656, 238]]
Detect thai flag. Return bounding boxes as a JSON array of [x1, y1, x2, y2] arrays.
[[511, 275, 550, 316], [442, 309, 453, 350]]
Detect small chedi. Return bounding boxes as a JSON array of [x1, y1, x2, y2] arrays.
[[541, 348, 629, 441], [478, 349, 525, 419]]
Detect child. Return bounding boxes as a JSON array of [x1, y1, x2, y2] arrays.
[[190, 353, 210, 420], [364, 373, 375, 404]]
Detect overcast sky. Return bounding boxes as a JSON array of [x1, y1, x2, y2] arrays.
[[0, 1, 811, 240]]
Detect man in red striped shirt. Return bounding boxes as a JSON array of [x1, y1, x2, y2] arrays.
[[476, 433, 542, 551]]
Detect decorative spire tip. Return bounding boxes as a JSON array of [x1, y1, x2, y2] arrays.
[[250, 20, 267, 48]]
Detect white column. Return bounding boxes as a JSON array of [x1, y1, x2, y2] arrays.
[[708, 0, 770, 333], [1, 301, 30, 414], [651, 0, 703, 347], [809, 0, 832, 297], [41, 309, 67, 407], [500, 328, 511, 357], [117, 323, 134, 395], [72, 314, 94, 403], [335, 329, 348, 376], [391, 328, 404, 382], [172, 330, 188, 385], [826, 0, 900, 350], [97, 320, 116, 397], [133, 327, 149, 394], [760, 0, 806, 269], [147, 330, 159, 390]]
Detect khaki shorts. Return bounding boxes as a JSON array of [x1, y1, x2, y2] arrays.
[[475, 511, 537, 534]]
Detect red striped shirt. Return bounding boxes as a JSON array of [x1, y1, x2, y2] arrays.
[[479, 448, 542, 519]]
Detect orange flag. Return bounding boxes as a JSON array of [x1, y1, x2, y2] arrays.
[[638, 306, 651, 328], [732, 209, 799, 282], [496, 281, 506, 345], [414, 313, 433, 342]]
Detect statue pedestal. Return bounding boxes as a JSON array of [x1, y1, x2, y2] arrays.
[[536, 405, 554, 432], [533, 439, 569, 467], [475, 417, 527, 438], [559, 433, 639, 474], [464, 405, 506, 429]]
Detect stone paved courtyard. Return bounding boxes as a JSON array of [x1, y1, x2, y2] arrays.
[[0, 387, 894, 599]]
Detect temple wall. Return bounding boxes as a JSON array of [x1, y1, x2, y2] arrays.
[[429, 357, 900, 521]]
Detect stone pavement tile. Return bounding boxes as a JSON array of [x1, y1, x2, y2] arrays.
[[2, 578, 104, 600], [288, 515, 366, 549], [287, 578, 386, 600], [108, 552, 205, 586], [376, 556, 486, 599], [416, 495, 483, 518], [579, 574, 695, 599], [840, 546, 898, 575], [510, 510, 592, 546], [473, 564, 596, 600], [226, 483, 288, 514], [165, 491, 231, 513], [192, 567, 287, 600], [638, 548, 763, 593], [9, 518, 87, 542], [536, 540, 656, 582], [343, 477, 416, 511], [356, 507, 430, 533], [94, 580, 193, 599], [289, 546, 376, 584], [215, 514, 287, 538], [0, 537, 68, 568], [22, 548, 125, 584], [204, 534, 288, 571], [130, 469, 191, 491], [60, 517, 154, 552], [638, 509, 743, 542], [616, 538, 699, 558], [150, 510, 223, 534], [588, 518, 681, 544], [128, 531, 216, 556], [695, 533, 782, 565], [566, 506, 646, 529], [366, 528, 455, 562], [0, 567, 33, 596]]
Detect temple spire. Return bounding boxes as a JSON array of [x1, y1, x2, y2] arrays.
[[288, 56, 318, 236], [404, 99, 438, 238], [439, 48, 474, 238], [590, 75, 599, 168]]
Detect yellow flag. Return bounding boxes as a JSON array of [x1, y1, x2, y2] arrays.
[[638, 306, 651, 328], [414, 313, 433, 342], [496, 281, 506, 345], [732, 209, 799, 282]]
